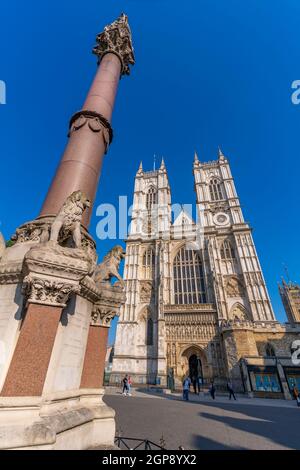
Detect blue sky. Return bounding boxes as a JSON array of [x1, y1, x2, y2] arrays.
[[1, 1, 300, 343]]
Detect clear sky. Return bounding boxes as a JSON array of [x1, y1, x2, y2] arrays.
[[1, 1, 300, 343]]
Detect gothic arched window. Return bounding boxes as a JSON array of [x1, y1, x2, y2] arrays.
[[173, 247, 206, 304], [220, 240, 236, 260], [265, 343, 275, 357], [209, 178, 223, 201], [146, 186, 157, 210], [143, 246, 155, 279], [146, 318, 153, 346]]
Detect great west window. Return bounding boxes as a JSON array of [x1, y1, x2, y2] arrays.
[[173, 248, 206, 304]]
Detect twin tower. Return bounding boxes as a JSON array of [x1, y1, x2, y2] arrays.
[[110, 150, 275, 388]]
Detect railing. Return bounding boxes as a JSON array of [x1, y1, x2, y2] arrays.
[[115, 436, 166, 450]]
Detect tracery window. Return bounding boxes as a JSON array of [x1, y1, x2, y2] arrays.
[[142, 246, 155, 279], [146, 186, 157, 210], [173, 248, 206, 304], [220, 240, 236, 260], [209, 178, 223, 201]]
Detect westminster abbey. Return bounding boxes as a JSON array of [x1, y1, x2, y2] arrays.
[[111, 150, 300, 398]]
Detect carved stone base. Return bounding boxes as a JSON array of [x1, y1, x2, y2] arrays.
[[23, 241, 93, 307], [0, 389, 115, 450]]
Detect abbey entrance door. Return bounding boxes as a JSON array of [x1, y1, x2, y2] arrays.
[[189, 354, 203, 380]]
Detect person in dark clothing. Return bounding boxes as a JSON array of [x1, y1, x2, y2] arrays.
[[122, 375, 129, 395], [192, 376, 199, 395], [209, 381, 216, 400], [227, 380, 236, 400]]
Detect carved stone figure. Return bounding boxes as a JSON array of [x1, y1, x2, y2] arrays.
[[140, 280, 152, 301], [225, 276, 245, 297], [229, 302, 248, 321], [49, 190, 90, 248], [94, 245, 125, 287]]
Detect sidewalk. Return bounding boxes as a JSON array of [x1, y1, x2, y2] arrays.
[[104, 385, 298, 409]]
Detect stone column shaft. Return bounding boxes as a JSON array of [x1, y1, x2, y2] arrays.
[[39, 13, 134, 228], [39, 54, 121, 228], [80, 326, 109, 388], [1, 304, 62, 396]]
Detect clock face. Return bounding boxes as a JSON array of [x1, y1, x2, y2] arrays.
[[213, 212, 229, 226]]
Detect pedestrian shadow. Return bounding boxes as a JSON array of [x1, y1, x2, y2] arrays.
[[196, 402, 300, 449], [191, 434, 246, 450], [135, 387, 213, 403]]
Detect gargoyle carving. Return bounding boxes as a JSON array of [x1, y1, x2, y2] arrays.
[[49, 190, 90, 248], [94, 245, 125, 287]]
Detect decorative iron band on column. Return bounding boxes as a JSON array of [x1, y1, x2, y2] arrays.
[[68, 110, 113, 154], [22, 274, 80, 308], [93, 13, 135, 76]]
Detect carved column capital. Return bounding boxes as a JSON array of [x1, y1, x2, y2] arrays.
[[93, 13, 135, 76], [22, 274, 80, 307], [91, 305, 119, 328]]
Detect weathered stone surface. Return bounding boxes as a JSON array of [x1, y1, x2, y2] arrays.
[[93, 13, 135, 76]]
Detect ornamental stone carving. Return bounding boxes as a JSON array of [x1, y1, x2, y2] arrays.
[[91, 306, 116, 327], [91, 282, 126, 328], [22, 274, 80, 307], [140, 280, 153, 301], [94, 245, 125, 288], [225, 276, 245, 297], [22, 241, 92, 307], [93, 13, 135, 76], [9, 216, 97, 265], [68, 111, 113, 154], [49, 190, 91, 249]]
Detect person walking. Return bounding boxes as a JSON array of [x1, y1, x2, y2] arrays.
[[192, 375, 199, 395], [292, 384, 300, 407], [198, 376, 202, 393], [122, 375, 129, 395], [182, 376, 191, 401], [127, 375, 132, 396], [209, 381, 216, 400], [227, 380, 237, 400]]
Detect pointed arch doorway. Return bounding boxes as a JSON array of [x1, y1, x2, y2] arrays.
[[180, 345, 207, 383], [189, 354, 203, 381]]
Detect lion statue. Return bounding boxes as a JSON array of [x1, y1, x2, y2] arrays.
[[49, 190, 90, 249], [94, 245, 125, 287]]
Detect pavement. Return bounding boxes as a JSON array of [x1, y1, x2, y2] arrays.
[[103, 386, 300, 450]]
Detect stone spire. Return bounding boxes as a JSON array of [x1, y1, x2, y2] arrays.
[[218, 146, 225, 161], [194, 150, 200, 167], [136, 161, 143, 175], [160, 157, 166, 170]]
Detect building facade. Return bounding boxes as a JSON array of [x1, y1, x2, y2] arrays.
[[279, 279, 300, 324], [110, 151, 300, 398]]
